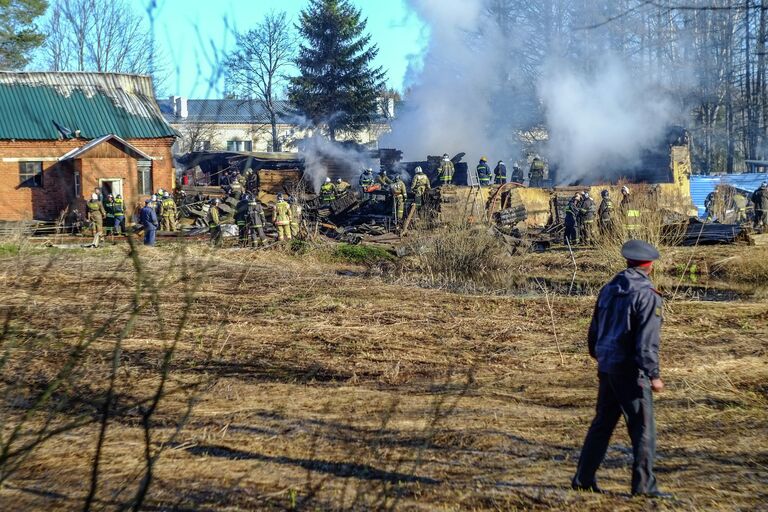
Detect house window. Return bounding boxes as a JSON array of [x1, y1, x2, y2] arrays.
[[137, 160, 153, 195], [226, 140, 252, 152], [74, 171, 81, 198], [19, 161, 43, 188], [193, 140, 211, 151]]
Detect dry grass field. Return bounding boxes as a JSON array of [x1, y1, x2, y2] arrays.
[[0, 239, 766, 511]]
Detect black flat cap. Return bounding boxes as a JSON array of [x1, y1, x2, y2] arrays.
[[621, 240, 660, 262]]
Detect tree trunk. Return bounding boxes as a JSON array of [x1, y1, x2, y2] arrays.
[[270, 110, 280, 152]]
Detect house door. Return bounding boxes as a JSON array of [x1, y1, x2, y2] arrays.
[[99, 178, 123, 200]]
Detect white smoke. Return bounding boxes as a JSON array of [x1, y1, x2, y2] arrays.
[[538, 58, 677, 184], [382, 0, 515, 166], [300, 136, 376, 193], [383, 0, 684, 184]]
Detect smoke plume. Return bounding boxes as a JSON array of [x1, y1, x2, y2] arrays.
[[300, 136, 377, 192], [382, 0, 517, 167], [539, 59, 677, 184], [384, 0, 684, 184]]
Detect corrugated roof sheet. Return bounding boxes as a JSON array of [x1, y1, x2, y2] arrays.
[[158, 98, 296, 125], [0, 72, 177, 140], [158, 98, 392, 125], [690, 173, 768, 217]]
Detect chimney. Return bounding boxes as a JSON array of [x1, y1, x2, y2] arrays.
[[175, 96, 188, 119], [170, 96, 179, 116]]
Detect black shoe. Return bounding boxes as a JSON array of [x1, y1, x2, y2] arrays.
[[633, 491, 674, 499], [571, 483, 604, 494]]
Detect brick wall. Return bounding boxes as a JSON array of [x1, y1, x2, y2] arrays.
[[0, 138, 174, 221]]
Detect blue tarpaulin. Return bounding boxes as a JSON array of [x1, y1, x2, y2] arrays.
[[690, 173, 768, 218]]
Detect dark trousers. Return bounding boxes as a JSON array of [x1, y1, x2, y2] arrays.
[[564, 219, 578, 245], [143, 227, 156, 246], [573, 372, 658, 495], [114, 216, 126, 235]]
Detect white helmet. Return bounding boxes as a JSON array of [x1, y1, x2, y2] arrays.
[[336, 178, 342, 183], [151, 194, 157, 201], [91, 193, 99, 200], [325, 177, 331, 183], [415, 166, 423, 174], [621, 186, 630, 195]]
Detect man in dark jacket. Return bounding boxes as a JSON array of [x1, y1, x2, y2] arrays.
[[572, 240, 671, 499], [139, 199, 159, 246], [752, 182, 768, 229]]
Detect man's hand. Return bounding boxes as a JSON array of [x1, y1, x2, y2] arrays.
[[651, 378, 664, 393]]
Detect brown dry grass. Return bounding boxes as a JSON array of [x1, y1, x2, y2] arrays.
[[0, 242, 766, 510]]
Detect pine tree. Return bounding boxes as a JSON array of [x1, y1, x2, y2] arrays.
[[0, 0, 48, 69], [289, 0, 386, 141]]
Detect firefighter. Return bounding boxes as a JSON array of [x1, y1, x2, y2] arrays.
[[511, 162, 524, 184], [437, 154, 455, 186], [320, 177, 336, 203], [273, 193, 292, 242], [704, 190, 718, 221], [336, 178, 351, 197], [86, 193, 107, 247], [113, 194, 126, 235], [564, 192, 582, 246], [377, 170, 392, 187], [751, 182, 768, 229], [247, 194, 267, 247], [359, 168, 375, 202], [289, 196, 302, 239], [234, 194, 250, 246], [572, 240, 671, 499], [391, 174, 408, 223], [598, 190, 614, 235], [494, 160, 507, 185], [620, 186, 641, 234], [732, 192, 748, 224], [359, 168, 374, 188], [411, 166, 431, 207], [208, 198, 222, 247], [229, 174, 244, 199], [579, 191, 597, 245], [103, 194, 115, 235], [160, 192, 177, 231], [529, 155, 545, 187], [477, 157, 492, 186]]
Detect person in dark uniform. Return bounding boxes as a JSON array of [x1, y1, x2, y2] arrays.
[[572, 240, 672, 499], [564, 192, 581, 246]]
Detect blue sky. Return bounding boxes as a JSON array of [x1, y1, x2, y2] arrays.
[[138, 0, 427, 98]]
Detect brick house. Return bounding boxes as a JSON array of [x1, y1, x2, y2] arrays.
[[0, 72, 177, 222]]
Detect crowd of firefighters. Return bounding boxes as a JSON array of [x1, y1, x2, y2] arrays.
[[561, 186, 633, 246], [82, 156, 768, 248]]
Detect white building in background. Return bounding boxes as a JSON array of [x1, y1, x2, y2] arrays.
[[157, 97, 395, 154]]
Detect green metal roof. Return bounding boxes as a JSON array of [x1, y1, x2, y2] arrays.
[[0, 72, 177, 140]]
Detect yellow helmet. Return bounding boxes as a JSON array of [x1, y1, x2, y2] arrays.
[[480, 156, 487, 162]]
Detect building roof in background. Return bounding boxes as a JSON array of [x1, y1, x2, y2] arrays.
[[0, 72, 177, 140], [158, 97, 394, 125], [690, 173, 768, 217], [158, 98, 297, 125]]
